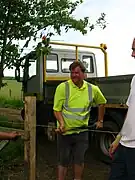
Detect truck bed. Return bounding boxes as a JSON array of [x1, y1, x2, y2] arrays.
[[88, 74, 135, 104], [44, 74, 135, 105]]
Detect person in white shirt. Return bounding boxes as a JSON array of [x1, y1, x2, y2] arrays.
[[108, 38, 135, 180]]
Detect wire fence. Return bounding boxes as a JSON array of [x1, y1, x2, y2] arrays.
[[0, 120, 119, 134], [0, 96, 113, 180]]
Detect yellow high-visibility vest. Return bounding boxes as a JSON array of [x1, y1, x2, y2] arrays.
[[53, 79, 107, 135]]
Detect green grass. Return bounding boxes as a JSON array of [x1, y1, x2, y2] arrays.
[[0, 79, 24, 164], [0, 80, 22, 99], [0, 97, 23, 109], [0, 138, 24, 165], [0, 79, 23, 108]]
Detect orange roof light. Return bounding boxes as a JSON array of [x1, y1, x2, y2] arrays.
[[100, 43, 107, 50], [42, 35, 46, 41]]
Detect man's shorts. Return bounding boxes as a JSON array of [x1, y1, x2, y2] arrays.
[[57, 131, 89, 166]]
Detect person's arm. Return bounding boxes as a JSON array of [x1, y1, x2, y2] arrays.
[[93, 85, 107, 127], [53, 83, 65, 132], [109, 114, 127, 156], [96, 104, 106, 128], [0, 132, 19, 140], [97, 104, 105, 123], [114, 115, 127, 143], [54, 111, 64, 128], [118, 112, 127, 137], [109, 102, 128, 155], [109, 76, 134, 155], [118, 78, 132, 137]]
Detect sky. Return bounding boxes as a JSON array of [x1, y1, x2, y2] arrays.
[[4, 0, 135, 77]]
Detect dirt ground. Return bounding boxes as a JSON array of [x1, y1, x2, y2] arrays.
[[0, 108, 111, 180]]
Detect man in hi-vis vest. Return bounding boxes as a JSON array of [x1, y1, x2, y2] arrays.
[[53, 61, 107, 180]]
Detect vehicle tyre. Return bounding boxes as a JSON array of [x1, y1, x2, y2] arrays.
[[95, 121, 119, 164]]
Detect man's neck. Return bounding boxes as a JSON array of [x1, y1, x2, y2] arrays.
[[75, 81, 83, 88]]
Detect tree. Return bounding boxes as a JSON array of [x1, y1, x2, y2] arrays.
[[0, 0, 106, 88]]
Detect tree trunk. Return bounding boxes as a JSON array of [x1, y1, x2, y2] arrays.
[[0, 1, 12, 90]]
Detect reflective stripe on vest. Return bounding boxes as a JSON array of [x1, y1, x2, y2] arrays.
[[62, 81, 92, 120], [62, 111, 90, 120]]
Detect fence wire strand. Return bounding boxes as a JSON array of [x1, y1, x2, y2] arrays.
[[0, 120, 119, 135]]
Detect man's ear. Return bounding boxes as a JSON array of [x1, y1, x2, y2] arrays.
[[84, 73, 87, 79], [131, 38, 135, 57], [132, 38, 135, 48]]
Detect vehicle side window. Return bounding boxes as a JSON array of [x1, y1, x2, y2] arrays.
[[46, 54, 58, 72], [28, 59, 37, 78], [61, 58, 80, 73], [82, 55, 94, 73]]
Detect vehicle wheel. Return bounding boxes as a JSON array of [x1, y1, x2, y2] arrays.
[[95, 121, 119, 164]]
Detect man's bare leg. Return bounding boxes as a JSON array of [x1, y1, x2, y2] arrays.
[[58, 165, 67, 180], [74, 163, 84, 180]]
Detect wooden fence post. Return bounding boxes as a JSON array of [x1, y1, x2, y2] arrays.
[[24, 96, 36, 180]]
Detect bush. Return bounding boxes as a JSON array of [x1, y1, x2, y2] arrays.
[[0, 97, 23, 109]]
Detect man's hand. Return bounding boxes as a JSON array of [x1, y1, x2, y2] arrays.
[[53, 111, 65, 133], [109, 134, 121, 157], [9, 132, 21, 140], [55, 123, 66, 134], [109, 140, 119, 157], [96, 121, 103, 129], [58, 124, 66, 133]]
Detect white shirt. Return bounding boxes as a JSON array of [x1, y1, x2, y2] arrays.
[[120, 75, 135, 148]]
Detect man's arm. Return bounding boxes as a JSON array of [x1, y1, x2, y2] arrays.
[[97, 104, 105, 123], [109, 107, 128, 155], [0, 132, 19, 140], [54, 111, 64, 127], [92, 85, 107, 127], [115, 108, 127, 142], [53, 83, 65, 132], [54, 111, 66, 133]]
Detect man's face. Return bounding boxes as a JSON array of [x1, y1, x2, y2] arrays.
[[70, 66, 85, 85], [131, 38, 135, 58]]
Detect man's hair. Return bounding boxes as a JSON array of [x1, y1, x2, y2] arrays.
[[69, 61, 86, 73]]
